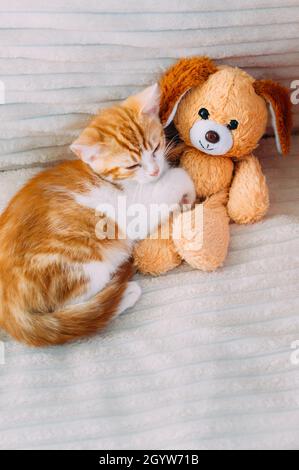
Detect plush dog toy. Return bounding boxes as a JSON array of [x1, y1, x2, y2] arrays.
[[134, 57, 292, 275]]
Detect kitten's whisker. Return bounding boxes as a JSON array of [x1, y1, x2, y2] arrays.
[[165, 142, 177, 158], [165, 141, 176, 154], [165, 134, 179, 153]]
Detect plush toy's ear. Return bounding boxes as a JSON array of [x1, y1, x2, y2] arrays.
[[254, 80, 292, 155], [159, 57, 218, 127]]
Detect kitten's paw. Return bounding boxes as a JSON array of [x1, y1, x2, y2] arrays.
[[117, 282, 142, 315], [163, 168, 196, 206], [180, 191, 195, 206]]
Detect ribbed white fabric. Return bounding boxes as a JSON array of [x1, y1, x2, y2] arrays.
[[0, 1, 298, 170], [0, 0, 299, 450], [0, 136, 299, 450]]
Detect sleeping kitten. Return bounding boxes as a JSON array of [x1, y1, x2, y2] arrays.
[[0, 84, 195, 347]]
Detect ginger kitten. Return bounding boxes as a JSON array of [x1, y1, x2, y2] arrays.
[[0, 85, 195, 347]]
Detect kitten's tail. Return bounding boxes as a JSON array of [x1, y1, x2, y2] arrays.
[[5, 262, 133, 347]]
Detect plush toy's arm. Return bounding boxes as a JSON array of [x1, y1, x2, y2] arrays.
[[227, 155, 269, 224]]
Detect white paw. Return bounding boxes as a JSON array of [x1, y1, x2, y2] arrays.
[[180, 190, 196, 206], [164, 168, 196, 205], [117, 282, 142, 315]]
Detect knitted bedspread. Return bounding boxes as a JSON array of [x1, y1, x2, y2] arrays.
[[0, 0, 299, 450]]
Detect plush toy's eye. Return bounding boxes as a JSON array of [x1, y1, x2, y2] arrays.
[[227, 120, 239, 131], [198, 108, 210, 120]]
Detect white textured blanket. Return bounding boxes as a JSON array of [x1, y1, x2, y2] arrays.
[[0, 136, 299, 450], [0, 0, 298, 170], [0, 0, 299, 451]]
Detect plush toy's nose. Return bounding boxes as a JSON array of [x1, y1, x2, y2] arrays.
[[205, 130, 220, 144]]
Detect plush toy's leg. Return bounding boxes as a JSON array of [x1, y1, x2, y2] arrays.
[[134, 192, 230, 275], [227, 155, 269, 224], [173, 191, 230, 271], [134, 226, 182, 276]]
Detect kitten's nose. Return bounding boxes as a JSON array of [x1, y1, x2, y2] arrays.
[[150, 168, 159, 177], [205, 130, 220, 144]]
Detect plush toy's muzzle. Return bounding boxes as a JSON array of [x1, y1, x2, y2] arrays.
[[190, 119, 233, 156]]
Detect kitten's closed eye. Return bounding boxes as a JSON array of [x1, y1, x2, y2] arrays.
[[153, 143, 161, 157], [126, 163, 141, 170], [146, 143, 161, 162]]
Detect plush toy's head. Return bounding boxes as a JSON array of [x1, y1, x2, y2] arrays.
[[160, 57, 292, 158]]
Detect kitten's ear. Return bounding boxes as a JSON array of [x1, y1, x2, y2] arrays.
[[70, 136, 102, 166], [124, 84, 160, 117]]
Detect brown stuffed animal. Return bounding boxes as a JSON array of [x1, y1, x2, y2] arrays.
[[134, 57, 293, 275]]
